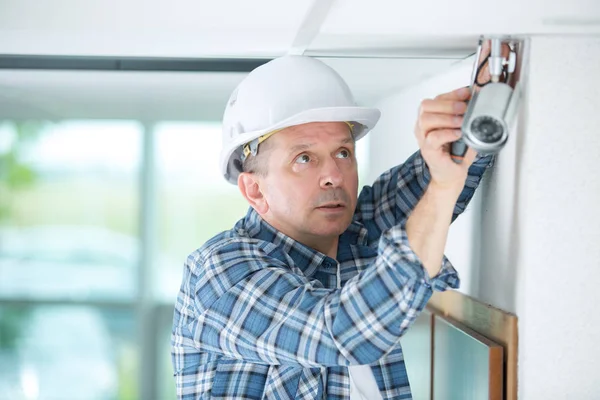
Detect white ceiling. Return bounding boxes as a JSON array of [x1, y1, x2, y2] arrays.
[[1, 0, 599, 120], [0, 58, 465, 120], [2, 0, 599, 57]]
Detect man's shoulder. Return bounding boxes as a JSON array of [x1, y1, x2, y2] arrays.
[[186, 227, 284, 272], [187, 229, 242, 263]]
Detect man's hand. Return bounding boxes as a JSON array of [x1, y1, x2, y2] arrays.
[[415, 87, 478, 190], [408, 87, 480, 278]]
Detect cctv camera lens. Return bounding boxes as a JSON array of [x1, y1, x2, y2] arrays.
[[470, 116, 504, 143]]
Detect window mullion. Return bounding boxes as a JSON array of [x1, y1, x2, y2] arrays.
[[138, 122, 158, 399]]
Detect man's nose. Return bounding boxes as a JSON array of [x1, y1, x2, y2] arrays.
[[319, 157, 344, 188]]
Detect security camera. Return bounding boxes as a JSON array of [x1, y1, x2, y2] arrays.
[[451, 36, 524, 162], [460, 81, 521, 154]]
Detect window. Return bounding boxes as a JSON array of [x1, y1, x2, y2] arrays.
[[0, 119, 371, 399], [0, 304, 137, 399], [0, 120, 141, 399], [153, 122, 248, 303]]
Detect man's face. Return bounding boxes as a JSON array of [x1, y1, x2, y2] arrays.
[[258, 121, 359, 243]]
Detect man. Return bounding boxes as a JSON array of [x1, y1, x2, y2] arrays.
[[172, 54, 492, 399]]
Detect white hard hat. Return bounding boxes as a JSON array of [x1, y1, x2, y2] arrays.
[[220, 55, 381, 184]]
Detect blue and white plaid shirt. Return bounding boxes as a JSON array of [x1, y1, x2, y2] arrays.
[[172, 151, 492, 399]]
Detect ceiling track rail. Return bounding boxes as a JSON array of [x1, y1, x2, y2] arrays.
[[0, 55, 272, 72], [289, 0, 337, 56]]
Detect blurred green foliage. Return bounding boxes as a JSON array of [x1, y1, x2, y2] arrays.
[[0, 306, 31, 350], [0, 121, 47, 221]]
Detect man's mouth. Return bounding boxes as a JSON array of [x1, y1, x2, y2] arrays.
[[317, 203, 345, 209]]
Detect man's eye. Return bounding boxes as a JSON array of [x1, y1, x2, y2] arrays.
[[336, 149, 350, 159], [295, 154, 311, 164]]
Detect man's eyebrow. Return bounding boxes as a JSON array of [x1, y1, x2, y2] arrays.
[[288, 137, 354, 155], [288, 143, 315, 155]]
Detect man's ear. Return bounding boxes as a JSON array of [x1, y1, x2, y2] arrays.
[[238, 172, 269, 215]]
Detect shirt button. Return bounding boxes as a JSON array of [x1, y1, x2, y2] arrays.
[[323, 261, 333, 268]]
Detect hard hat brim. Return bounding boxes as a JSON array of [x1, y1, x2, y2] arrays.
[[221, 106, 381, 185]]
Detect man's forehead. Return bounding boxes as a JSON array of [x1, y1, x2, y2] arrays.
[[290, 121, 350, 132], [278, 122, 354, 144]]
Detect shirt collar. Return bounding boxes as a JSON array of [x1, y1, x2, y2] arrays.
[[240, 207, 368, 277]]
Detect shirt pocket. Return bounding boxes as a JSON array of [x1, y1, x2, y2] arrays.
[[211, 359, 269, 400]]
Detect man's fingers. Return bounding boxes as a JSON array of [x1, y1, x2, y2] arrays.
[[420, 99, 467, 115], [415, 87, 472, 153], [434, 87, 471, 101], [418, 114, 463, 136], [424, 129, 462, 149]]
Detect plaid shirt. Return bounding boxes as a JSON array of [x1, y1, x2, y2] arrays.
[[172, 151, 492, 399]]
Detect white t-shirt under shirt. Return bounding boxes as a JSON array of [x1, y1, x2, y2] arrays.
[[332, 264, 384, 399], [348, 365, 383, 400]]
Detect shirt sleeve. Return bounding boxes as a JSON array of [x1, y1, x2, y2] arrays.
[[354, 151, 494, 244], [172, 227, 458, 371]]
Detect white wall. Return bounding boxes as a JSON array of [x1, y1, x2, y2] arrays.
[[504, 36, 600, 399], [367, 57, 481, 295], [369, 36, 600, 399], [473, 36, 600, 399]]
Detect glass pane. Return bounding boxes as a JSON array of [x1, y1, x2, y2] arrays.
[[154, 122, 248, 303], [0, 304, 138, 400], [0, 121, 142, 301], [158, 307, 177, 400]]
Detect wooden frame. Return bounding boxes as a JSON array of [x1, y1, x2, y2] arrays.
[[427, 290, 519, 400]]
